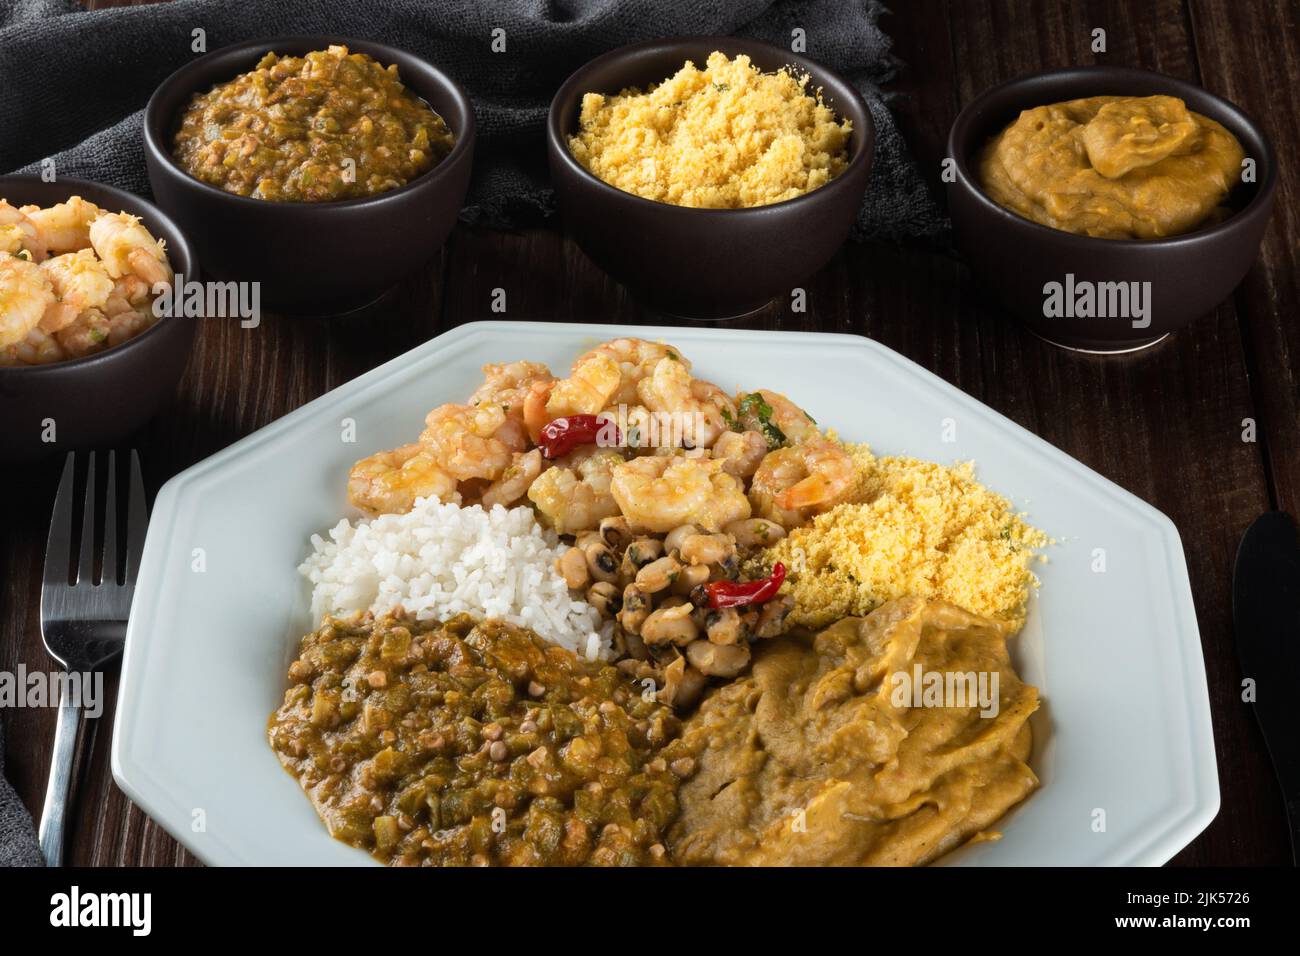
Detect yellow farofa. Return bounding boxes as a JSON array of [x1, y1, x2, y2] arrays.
[[567, 51, 851, 208], [764, 445, 1050, 632]]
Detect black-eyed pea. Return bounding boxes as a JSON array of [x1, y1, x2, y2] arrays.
[[635, 555, 682, 594], [664, 524, 699, 556], [686, 639, 751, 677], [619, 584, 651, 635], [582, 539, 620, 583], [640, 603, 698, 647], [598, 515, 633, 551], [624, 537, 664, 569], [680, 532, 735, 567], [723, 518, 787, 549], [558, 548, 590, 590], [586, 581, 622, 618], [671, 562, 710, 596], [704, 607, 745, 645], [753, 594, 795, 639]]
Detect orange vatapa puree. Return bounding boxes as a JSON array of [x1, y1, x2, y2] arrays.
[[978, 94, 1245, 239]]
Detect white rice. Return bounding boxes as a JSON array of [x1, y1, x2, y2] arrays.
[[299, 497, 611, 660]]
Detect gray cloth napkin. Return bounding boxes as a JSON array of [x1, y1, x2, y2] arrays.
[[0, 714, 44, 867], [1, 0, 945, 238]]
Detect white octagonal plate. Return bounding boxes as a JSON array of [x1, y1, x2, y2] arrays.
[[112, 321, 1218, 866]]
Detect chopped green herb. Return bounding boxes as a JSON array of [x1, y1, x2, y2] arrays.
[[738, 392, 774, 421], [760, 420, 787, 450]]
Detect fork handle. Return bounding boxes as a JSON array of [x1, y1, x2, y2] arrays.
[[38, 695, 81, 867]]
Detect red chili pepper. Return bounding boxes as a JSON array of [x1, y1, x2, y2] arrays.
[[704, 562, 786, 609], [538, 415, 621, 460]]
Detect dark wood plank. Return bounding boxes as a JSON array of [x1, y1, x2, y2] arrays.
[[946, 0, 1286, 865], [1189, 0, 1300, 515]]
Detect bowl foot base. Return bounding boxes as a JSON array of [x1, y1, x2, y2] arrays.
[[1031, 330, 1171, 355], [643, 297, 777, 323], [269, 284, 401, 319]]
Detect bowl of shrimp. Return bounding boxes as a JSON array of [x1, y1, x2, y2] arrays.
[[0, 176, 196, 462]]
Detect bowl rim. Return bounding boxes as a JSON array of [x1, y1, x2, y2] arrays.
[[0, 174, 197, 379], [947, 65, 1278, 249], [546, 34, 875, 217], [142, 34, 477, 212]]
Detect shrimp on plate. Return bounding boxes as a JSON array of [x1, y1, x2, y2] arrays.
[[419, 401, 526, 482], [527, 447, 624, 534], [348, 444, 460, 516], [577, 337, 688, 406], [750, 436, 857, 528], [712, 429, 768, 478], [736, 388, 820, 447], [481, 448, 545, 510], [543, 351, 622, 419], [468, 361, 554, 423], [635, 357, 736, 450], [609, 455, 751, 533]]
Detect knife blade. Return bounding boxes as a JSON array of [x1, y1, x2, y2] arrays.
[[1233, 510, 1300, 864]]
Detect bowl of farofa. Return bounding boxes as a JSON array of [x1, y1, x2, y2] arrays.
[[143, 36, 475, 314], [947, 67, 1276, 353], [547, 38, 874, 320]]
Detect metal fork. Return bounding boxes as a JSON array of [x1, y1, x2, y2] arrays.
[[38, 450, 146, 867]]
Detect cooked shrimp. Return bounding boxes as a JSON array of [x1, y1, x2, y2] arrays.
[[104, 275, 152, 317], [481, 449, 544, 509], [0, 253, 56, 348], [712, 429, 768, 479], [635, 358, 733, 449], [578, 337, 690, 405], [610, 455, 751, 533], [527, 447, 624, 534], [419, 402, 522, 482], [88, 212, 173, 288], [0, 200, 42, 258], [547, 351, 621, 419], [774, 437, 857, 509], [2, 326, 64, 365], [54, 308, 112, 358], [750, 437, 856, 526], [618, 404, 658, 451], [39, 249, 115, 333], [749, 447, 812, 528], [736, 388, 819, 447], [348, 443, 459, 516], [468, 361, 554, 420], [107, 306, 155, 347], [522, 379, 555, 443], [25, 196, 103, 258]]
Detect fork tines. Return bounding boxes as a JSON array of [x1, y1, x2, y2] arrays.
[[44, 450, 146, 594]]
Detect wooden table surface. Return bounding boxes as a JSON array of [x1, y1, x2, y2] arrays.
[[2, 0, 1294, 866]]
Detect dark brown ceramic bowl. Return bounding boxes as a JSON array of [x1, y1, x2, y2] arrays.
[[0, 177, 197, 462], [547, 37, 874, 320], [144, 36, 475, 314], [948, 67, 1276, 353]]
